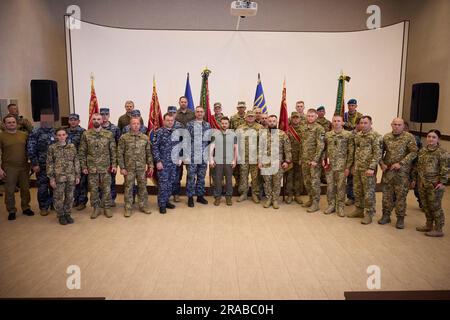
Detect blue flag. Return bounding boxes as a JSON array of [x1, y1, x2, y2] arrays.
[[254, 73, 267, 113], [185, 73, 195, 111]]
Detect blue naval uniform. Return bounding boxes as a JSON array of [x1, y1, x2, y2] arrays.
[[101, 121, 121, 201], [186, 120, 211, 197], [153, 126, 179, 208], [171, 120, 186, 196], [67, 125, 88, 206], [27, 127, 56, 210]]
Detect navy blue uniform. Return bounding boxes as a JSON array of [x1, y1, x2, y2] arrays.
[[27, 127, 56, 210]]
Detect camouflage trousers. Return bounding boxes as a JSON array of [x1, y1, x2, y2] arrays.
[[54, 178, 75, 217], [36, 167, 53, 210], [286, 162, 304, 196], [232, 165, 240, 188], [418, 178, 445, 228], [301, 162, 321, 202], [187, 163, 208, 197], [325, 169, 346, 209], [88, 173, 111, 209], [124, 170, 148, 210], [354, 170, 376, 216], [239, 164, 259, 196], [262, 168, 283, 201], [157, 163, 177, 208], [381, 172, 410, 217]]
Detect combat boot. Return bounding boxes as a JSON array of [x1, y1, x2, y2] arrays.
[[188, 197, 194, 207], [263, 198, 272, 208], [237, 194, 247, 202], [40, 209, 49, 216], [336, 207, 345, 217], [197, 196, 208, 205], [140, 207, 152, 214], [166, 202, 175, 209], [395, 216, 405, 229], [252, 193, 260, 204], [307, 201, 319, 213], [378, 213, 391, 225], [295, 195, 303, 205], [361, 213, 372, 225], [324, 205, 335, 215], [159, 207, 167, 214], [65, 214, 74, 224], [285, 196, 293, 204], [91, 207, 102, 219], [225, 196, 232, 206], [416, 220, 433, 232], [124, 209, 133, 218], [214, 197, 221, 206], [104, 208, 113, 218], [272, 200, 280, 209], [302, 197, 312, 208], [347, 207, 364, 218], [425, 225, 444, 237], [23, 209, 35, 216], [76, 204, 86, 211], [58, 215, 68, 225], [345, 198, 354, 206]]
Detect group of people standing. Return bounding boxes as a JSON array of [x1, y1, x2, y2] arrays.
[[0, 98, 448, 237]]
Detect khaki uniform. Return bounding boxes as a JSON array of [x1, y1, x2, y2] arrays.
[[286, 123, 305, 196]]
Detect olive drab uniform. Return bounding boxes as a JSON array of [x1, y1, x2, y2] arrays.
[[67, 125, 88, 207]]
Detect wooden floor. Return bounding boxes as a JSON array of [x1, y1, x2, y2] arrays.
[[0, 188, 449, 300]]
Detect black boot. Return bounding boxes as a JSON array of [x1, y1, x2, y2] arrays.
[[159, 207, 167, 214], [23, 209, 35, 216], [58, 215, 68, 225], [166, 202, 176, 209], [197, 196, 208, 205], [395, 216, 405, 229], [188, 197, 194, 207], [65, 214, 74, 224], [378, 214, 391, 225], [8, 212, 16, 221]]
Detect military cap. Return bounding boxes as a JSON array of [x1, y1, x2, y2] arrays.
[[237, 101, 246, 108], [347, 99, 358, 105], [317, 106, 325, 112], [245, 110, 255, 118], [68, 113, 80, 120], [167, 106, 177, 113], [291, 111, 300, 118], [99, 108, 110, 115], [130, 109, 141, 117], [214, 102, 222, 108]]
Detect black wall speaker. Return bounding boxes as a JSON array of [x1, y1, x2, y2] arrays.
[[30, 80, 60, 122], [410, 82, 439, 123]]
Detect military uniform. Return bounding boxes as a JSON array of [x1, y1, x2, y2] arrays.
[[236, 121, 263, 200], [102, 120, 121, 203], [344, 111, 363, 131], [316, 117, 332, 132], [122, 124, 148, 135], [118, 131, 153, 214], [415, 145, 449, 236], [259, 129, 292, 208], [0, 114, 33, 134], [79, 128, 117, 213], [46, 143, 80, 219], [67, 124, 88, 207], [351, 129, 382, 222], [118, 113, 144, 132], [175, 108, 195, 127], [323, 129, 354, 215], [300, 122, 325, 210], [153, 126, 179, 210], [230, 113, 246, 130], [380, 131, 418, 226], [286, 121, 305, 201], [27, 127, 56, 211]]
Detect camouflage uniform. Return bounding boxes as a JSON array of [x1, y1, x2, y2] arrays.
[[186, 120, 211, 197], [46, 143, 80, 217], [353, 129, 382, 216], [344, 111, 363, 131], [27, 127, 56, 210], [102, 121, 121, 202], [230, 113, 246, 130], [300, 123, 325, 205], [380, 132, 418, 218], [79, 128, 117, 209], [118, 131, 153, 211], [118, 113, 144, 132], [259, 129, 292, 204], [324, 130, 354, 210], [286, 123, 305, 197], [236, 122, 263, 197], [288, 114, 306, 126], [316, 117, 332, 132], [122, 124, 148, 135], [415, 145, 449, 232], [67, 125, 88, 207], [153, 126, 179, 208]]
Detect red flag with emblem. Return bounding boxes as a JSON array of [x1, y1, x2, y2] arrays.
[[278, 79, 289, 132], [147, 76, 163, 141], [88, 77, 99, 129]]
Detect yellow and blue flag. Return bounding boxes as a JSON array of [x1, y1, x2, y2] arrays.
[[254, 73, 268, 114]]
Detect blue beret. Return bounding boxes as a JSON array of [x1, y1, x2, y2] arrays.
[[130, 109, 141, 117], [347, 99, 357, 105], [99, 108, 110, 114], [167, 106, 177, 113], [68, 113, 79, 120], [316, 106, 325, 111]]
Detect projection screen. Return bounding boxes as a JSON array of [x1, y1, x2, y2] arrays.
[[66, 20, 408, 135]]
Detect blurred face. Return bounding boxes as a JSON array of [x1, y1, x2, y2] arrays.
[[427, 132, 439, 146], [360, 117, 372, 132], [332, 116, 343, 130], [179, 98, 188, 109], [214, 106, 222, 115], [317, 110, 325, 118], [92, 114, 102, 128], [101, 112, 110, 123], [195, 107, 204, 120], [267, 117, 278, 128], [40, 114, 54, 128], [220, 119, 230, 131], [4, 117, 17, 131], [254, 109, 262, 120], [291, 116, 300, 126], [296, 102, 304, 114], [130, 118, 140, 133], [261, 114, 268, 126], [306, 112, 317, 124], [8, 105, 19, 116], [246, 115, 255, 125], [391, 118, 404, 135], [125, 102, 134, 113], [237, 106, 245, 115], [164, 115, 174, 128], [56, 130, 67, 143], [68, 118, 80, 128], [348, 104, 357, 113]]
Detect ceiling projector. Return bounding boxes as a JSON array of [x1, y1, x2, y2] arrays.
[[231, 1, 258, 17]]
